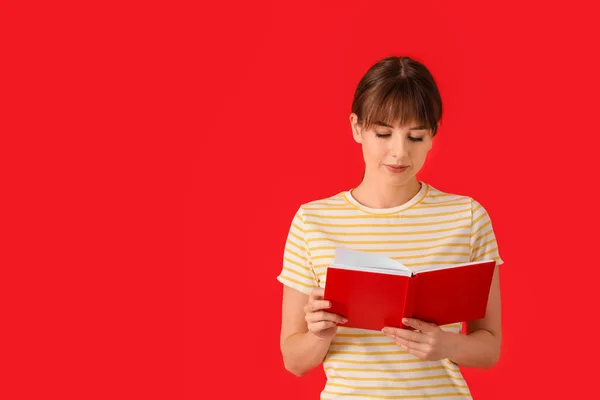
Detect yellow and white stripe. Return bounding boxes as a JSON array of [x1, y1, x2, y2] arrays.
[[277, 182, 503, 399]]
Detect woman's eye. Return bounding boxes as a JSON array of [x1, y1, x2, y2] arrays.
[[375, 133, 391, 138], [409, 136, 424, 142]]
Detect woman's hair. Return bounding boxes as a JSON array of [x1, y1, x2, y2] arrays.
[[351, 56, 442, 136]]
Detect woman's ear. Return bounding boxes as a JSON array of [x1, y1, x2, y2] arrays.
[[349, 113, 363, 144], [427, 122, 440, 151]]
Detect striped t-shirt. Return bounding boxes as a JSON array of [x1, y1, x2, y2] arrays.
[[277, 182, 503, 399]]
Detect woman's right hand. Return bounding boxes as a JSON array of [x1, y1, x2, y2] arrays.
[[304, 287, 347, 340]]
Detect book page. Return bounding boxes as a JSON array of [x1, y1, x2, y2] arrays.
[[413, 259, 495, 274], [331, 247, 412, 276]]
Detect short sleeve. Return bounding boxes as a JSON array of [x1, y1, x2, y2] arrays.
[[470, 199, 504, 266], [276, 206, 319, 295]]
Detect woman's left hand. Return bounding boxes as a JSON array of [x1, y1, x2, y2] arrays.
[[382, 318, 457, 361]]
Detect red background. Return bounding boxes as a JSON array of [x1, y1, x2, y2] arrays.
[[185, 1, 600, 399], [2, 0, 599, 399]]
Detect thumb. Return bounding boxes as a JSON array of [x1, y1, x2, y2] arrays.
[[310, 286, 325, 300], [403, 318, 437, 333]]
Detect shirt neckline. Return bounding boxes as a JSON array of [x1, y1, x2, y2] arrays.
[[343, 182, 429, 215]]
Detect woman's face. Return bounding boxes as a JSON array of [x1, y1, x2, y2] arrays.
[[350, 113, 434, 187]]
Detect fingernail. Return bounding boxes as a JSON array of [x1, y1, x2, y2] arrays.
[[382, 328, 388, 333], [341, 318, 348, 323]]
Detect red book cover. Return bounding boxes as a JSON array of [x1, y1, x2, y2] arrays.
[[323, 248, 496, 331]]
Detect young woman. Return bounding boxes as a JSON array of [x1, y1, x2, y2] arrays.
[[277, 56, 503, 399]]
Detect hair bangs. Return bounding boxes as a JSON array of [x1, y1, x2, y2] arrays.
[[360, 79, 438, 133]]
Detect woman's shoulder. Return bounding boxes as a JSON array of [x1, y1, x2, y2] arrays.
[[296, 191, 351, 212], [423, 184, 480, 208], [288, 191, 354, 224], [422, 183, 481, 211], [423, 183, 468, 201]]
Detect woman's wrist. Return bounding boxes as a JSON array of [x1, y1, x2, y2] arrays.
[[443, 330, 465, 361]]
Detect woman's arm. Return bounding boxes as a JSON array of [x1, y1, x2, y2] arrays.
[[279, 286, 345, 376], [446, 265, 502, 368]]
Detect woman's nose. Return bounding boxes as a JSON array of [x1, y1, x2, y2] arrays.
[[390, 137, 408, 160]]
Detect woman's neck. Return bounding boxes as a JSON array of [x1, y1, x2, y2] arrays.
[[351, 178, 421, 209]]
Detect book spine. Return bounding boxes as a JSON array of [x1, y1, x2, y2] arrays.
[[402, 275, 419, 329]]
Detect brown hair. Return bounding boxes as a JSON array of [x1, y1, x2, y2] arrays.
[[351, 56, 442, 136]]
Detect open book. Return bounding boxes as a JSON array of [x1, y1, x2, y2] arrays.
[[323, 248, 497, 331]]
